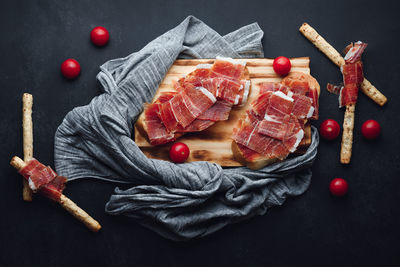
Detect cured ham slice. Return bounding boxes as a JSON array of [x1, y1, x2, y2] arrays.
[[306, 88, 319, 120], [344, 41, 368, 64], [327, 41, 367, 107], [39, 176, 67, 201], [257, 114, 293, 140], [339, 61, 364, 107], [211, 56, 246, 80], [259, 82, 290, 95], [251, 91, 272, 118], [19, 159, 57, 191], [282, 79, 309, 95], [264, 91, 294, 118], [184, 86, 216, 116], [232, 114, 290, 160], [169, 94, 197, 128], [144, 103, 176, 145], [282, 116, 304, 152], [176, 119, 215, 132], [197, 100, 232, 121], [326, 83, 343, 95], [154, 91, 177, 103], [19, 159, 67, 201], [291, 93, 314, 119]]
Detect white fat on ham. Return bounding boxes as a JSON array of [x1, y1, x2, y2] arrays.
[[273, 91, 294, 102], [216, 56, 246, 66], [306, 106, 315, 118], [263, 114, 280, 122], [196, 64, 212, 69], [287, 91, 294, 98], [234, 95, 240, 105], [28, 178, 37, 191], [288, 129, 304, 152], [196, 86, 217, 103], [241, 80, 251, 105], [245, 121, 260, 146]]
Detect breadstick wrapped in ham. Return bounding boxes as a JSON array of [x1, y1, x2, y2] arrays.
[[11, 156, 101, 232], [326, 41, 367, 164]]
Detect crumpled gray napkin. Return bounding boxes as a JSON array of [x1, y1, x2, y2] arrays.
[[54, 16, 319, 241]]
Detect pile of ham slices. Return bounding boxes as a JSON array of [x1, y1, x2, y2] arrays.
[[143, 57, 250, 145], [233, 76, 319, 161]]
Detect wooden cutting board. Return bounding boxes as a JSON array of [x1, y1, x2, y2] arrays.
[[134, 57, 312, 166]]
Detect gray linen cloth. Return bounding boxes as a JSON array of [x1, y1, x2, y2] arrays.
[[54, 16, 319, 241]]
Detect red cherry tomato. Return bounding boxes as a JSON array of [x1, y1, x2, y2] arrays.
[[361, 120, 381, 140], [169, 142, 190, 163], [90, 26, 109, 46], [329, 178, 348, 196], [319, 119, 340, 140], [61, 59, 80, 79], [273, 56, 291, 76]]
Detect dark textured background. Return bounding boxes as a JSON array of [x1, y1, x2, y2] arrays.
[[1, 0, 399, 266]]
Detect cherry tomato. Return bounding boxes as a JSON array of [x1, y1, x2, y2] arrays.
[[90, 26, 109, 46], [273, 56, 291, 76], [61, 59, 80, 79], [169, 142, 190, 163], [361, 120, 381, 140], [319, 119, 340, 140], [329, 178, 348, 196]]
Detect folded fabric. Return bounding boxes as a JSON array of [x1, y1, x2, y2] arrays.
[[54, 15, 319, 241]]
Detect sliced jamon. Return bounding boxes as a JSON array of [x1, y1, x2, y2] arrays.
[[251, 91, 272, 118], [339, 83, 359, 108], [339, 62, 364, 107], [169, 93, 197, 128], [19, 159, 57, 191], [158, 101, 179, 133], [233, 113, 290, 159], [145, 103, 176, 145], [40, 176, 67, 202], [264, 91, 294, 118], [257, 114, 293, 140], [283, 116, 304, 152], [154, 91, 177, 103], [177, 64, 212, 89], [211, 56, 246, 80], [19, 159, 67, 201], [259, 82, 290, 95], [215, 78, 243, 104], [306, 88, 319, 119], [232, 117, 274, 157], [282, 79, 310, 95], [197, 100, 232, 121], [344, 41, 368, 64], [237, 80, 251, 106], [183, 86, 216, 117], [326, 83, 343, 94], [176, 119, 215, 132], [291, 93, 314, 119]]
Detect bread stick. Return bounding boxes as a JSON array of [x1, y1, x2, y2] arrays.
[[361, 78, 387, 106], [10, 156, 101, 232], [22, 93, 33, 201], [59, 195, 101, 232], [340, 104, 355, 164], [299, 23, 387, 106]]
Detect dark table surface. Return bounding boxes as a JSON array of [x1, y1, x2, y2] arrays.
[[1, 0, 399, 266]]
